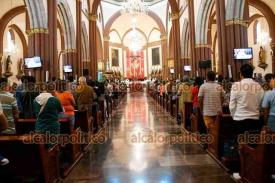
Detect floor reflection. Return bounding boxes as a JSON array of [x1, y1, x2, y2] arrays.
[[64, 92, 234, 183]]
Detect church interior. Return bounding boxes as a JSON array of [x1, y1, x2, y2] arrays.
[[0, 0, 275, 182]]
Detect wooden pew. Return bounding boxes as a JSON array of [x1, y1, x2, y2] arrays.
[[14, 118, 83, 177], [75, 110, 92, 150], [207, 114, 240, 171], [240, 128, 275, 183], [0, 135, 60, 183]]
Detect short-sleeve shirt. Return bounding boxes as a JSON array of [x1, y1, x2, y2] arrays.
[[262, 89, 275, 116], [198, 82, 224, 116], [34, 97, 63, 134], [0, 92, 18, 128]]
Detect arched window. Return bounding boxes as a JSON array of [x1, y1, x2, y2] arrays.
[[256, 21, 262, 44], [253, 20, 259, 44], [5, 29, 16, 53]]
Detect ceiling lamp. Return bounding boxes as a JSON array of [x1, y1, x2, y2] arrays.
[[121, 0, 149, 16]]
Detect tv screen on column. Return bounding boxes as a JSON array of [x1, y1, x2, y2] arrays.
[[24, 56, 42, 69], [234, 48, 253, 60], [63, 65, 73, 73], [184, 65, 192, 71]]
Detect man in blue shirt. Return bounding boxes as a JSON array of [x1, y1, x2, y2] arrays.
[[262, 74, 275, 131]]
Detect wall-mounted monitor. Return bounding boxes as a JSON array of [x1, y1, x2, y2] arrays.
[[234, 48, 253, 60], [170, 68, 175, 74], [199, 60, 211, 68], [184, 65, 191, 71], [63, 65, 73, 73], [24, 56, 42, 69]]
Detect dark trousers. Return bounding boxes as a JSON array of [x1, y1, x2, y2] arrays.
[[233, 119, 263, 135]]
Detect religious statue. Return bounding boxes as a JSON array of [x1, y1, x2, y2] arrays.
[[17, 58, 24, 77], [258, 46, 268, 70], [4, 55, 13, 77]]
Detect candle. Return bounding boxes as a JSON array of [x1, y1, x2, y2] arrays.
[[228, 65, 232, 78], [46, 71, 49, 83], [28, 71, 31, 76], [196, 71, 199, 77]]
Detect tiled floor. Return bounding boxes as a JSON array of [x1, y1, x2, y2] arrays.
[[64, 92, 234, 183]]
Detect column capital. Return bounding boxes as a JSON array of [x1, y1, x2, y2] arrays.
[[181, 57, 191, 59], [103, 35, 110, 41], [169, 12, 180, 21], [61, 49, 77, 54], [225, 19, 249, 27], [270, 43, 275, 48], [26, 28, 49, 36], [88, 14, 98, 21], [160, 34, 167, 40], [195, 44, 211, 48]]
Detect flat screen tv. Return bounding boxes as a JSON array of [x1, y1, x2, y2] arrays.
[[63, 65, 73, 73], [24, 56, 42, 69], [170, 68, 175, 74], [234, 48, 253, 60], [184, 65, 191, 71]]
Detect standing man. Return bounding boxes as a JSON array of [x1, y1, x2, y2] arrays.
[[229, 64, 264, 134], [198, 71, 224, 133]]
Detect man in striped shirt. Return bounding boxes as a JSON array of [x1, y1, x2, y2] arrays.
[[0, 78, 18, 133], [198, 71, 224, 132]]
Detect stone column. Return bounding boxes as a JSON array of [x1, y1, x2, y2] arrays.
[[76, 0, 82, 76], [195, 45, 211, 77], [215, 0, 249, 79], [170, 12, 181, 78], [89, 14, 98, 80], [271, 43, 275, 73], [160, 33, 167, 79], [27, 0, 57, 82], [187, 0, 197, 77]]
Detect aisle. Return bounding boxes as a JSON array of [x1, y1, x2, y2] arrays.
[[65, 92, 234, 183]]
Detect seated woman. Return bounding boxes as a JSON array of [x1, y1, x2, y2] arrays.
[[0, 78, 18, 134], [34, 83, 63, 136], [262, 75, 275, 131], [54, 80, 76, 128]]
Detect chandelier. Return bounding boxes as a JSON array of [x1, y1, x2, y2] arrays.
[[121, 0, 149, 16], [128, 28, 143, 52]]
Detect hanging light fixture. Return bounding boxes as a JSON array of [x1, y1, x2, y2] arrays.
[[128, 28, 144, 52], [121, 0, 149, 16]]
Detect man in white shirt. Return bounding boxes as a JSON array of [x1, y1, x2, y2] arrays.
[[229, 64, 264, 133]]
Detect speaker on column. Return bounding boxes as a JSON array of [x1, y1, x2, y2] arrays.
[[83, 69, 89, 76]]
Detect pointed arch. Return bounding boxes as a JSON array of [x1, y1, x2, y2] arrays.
[[109, 29, 122, 43], [81, 21, 89, 62], [24, 0, 47, 29], [195, 0, 215, 44], [181, 19, 189, 58], [57, 0, 76, 49], [148, 27, 161, 42]]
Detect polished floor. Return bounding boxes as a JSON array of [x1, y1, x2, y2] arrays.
[[65, 92, 235, 183]]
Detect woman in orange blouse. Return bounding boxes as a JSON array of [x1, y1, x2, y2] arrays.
[[55, 80, 76, 127]]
